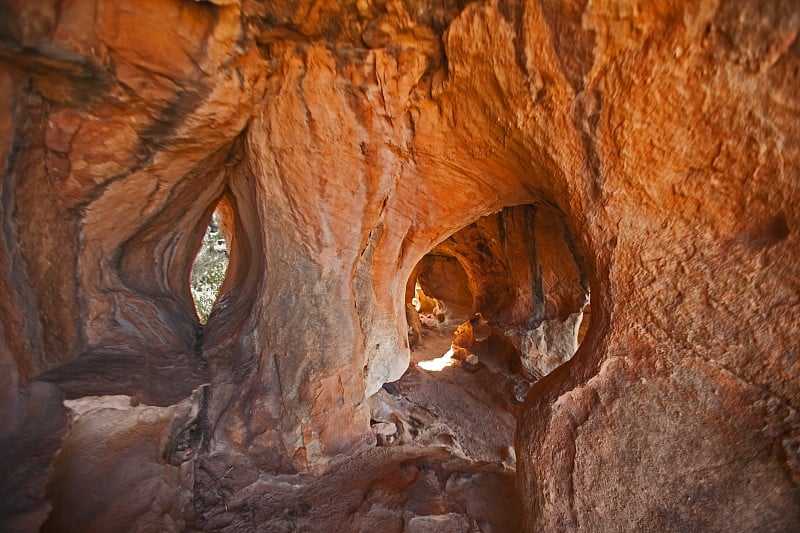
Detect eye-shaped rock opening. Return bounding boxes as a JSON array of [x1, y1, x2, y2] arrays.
[[190, 208, 230, 324]]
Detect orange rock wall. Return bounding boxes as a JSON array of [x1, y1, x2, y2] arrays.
[[0, 0, 798, 530], [419, 204, 589, 376]]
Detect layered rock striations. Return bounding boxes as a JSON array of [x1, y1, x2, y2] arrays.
[[414, 204, 589, 377], [0, 0, 798, 531]]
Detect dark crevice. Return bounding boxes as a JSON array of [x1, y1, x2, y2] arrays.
[[524, 204, 546, 330], [552, 203, 590, 295]]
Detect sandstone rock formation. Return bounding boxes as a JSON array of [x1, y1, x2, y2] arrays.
[[1, 0, 798, 531], [413, 204, 589, 377]]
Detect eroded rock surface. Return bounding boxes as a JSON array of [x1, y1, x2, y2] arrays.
[[43, 390, 207, 532], [0, 0, 798, 531], [414, 204, 589, 377]]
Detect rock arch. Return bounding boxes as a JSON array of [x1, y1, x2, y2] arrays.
[[0, 0, 798, 530], [405, 203, 590, 379]]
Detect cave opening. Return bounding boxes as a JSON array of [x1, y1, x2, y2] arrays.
[[190, 208, 230, 324], [367, 203, 591, 527], [405, 203, 590, 383]]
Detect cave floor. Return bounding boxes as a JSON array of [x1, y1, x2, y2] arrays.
[[194, 324, 528, 532], [392, 326, 527, 464]]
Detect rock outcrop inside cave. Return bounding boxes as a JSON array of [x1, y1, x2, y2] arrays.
[[1, 0, 799, 531]]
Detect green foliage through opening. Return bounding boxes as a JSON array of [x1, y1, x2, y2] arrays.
[[191, 214, 229, 323]]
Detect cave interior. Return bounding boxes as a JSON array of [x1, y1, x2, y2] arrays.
[[1, 0, 799, 531]]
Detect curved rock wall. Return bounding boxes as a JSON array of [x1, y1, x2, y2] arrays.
[[424, 203, 589, 376], [416, 254, 474, 319], [0, 0, 798, 530], [407, 203, 588, 378]]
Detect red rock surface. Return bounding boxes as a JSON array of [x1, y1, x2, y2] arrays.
[[416, 204, 589, 377], [0, 0, 798, 531]]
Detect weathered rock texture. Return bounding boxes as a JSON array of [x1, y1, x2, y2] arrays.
[[0, 0, 798, 530], [413, 204, 589, 377], [43, 390, 206, 532], [415, 254, 474, 320]]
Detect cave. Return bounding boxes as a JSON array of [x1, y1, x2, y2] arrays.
[[405, 204, 589, 379], [1, 1, 799, 531]]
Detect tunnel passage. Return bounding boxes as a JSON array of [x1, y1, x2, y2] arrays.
[[403, 203, 590, 381], [413, 254, 474, 323], [360, 201, 593, 529]]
